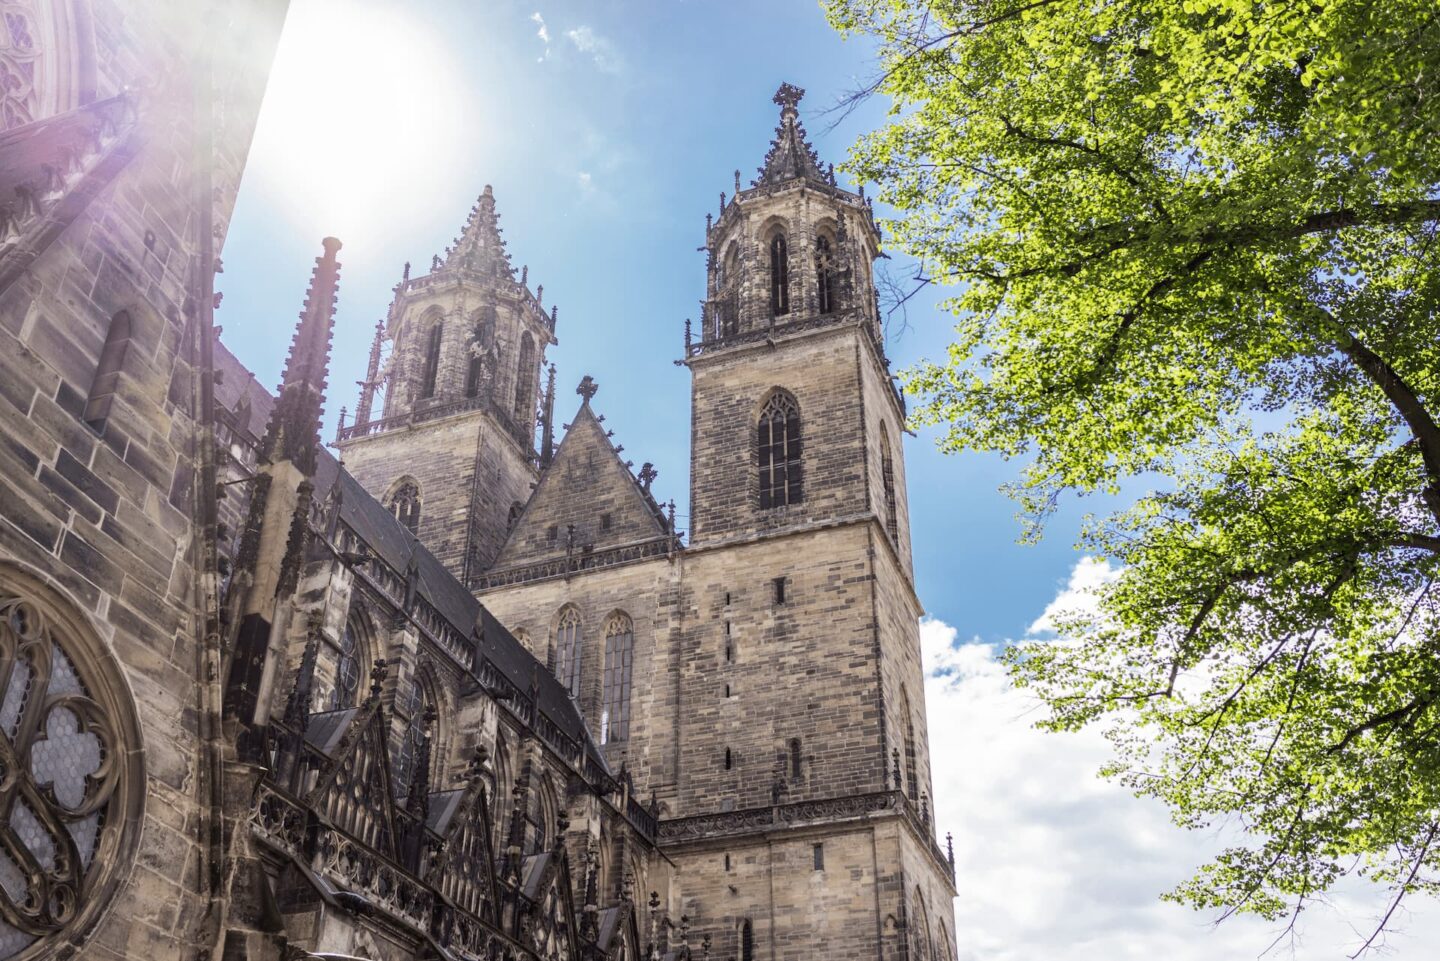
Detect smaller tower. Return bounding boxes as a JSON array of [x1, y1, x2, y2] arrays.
[[335, 187, 557, 580]]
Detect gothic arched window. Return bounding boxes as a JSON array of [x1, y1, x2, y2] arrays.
[[881, 424, 899, 543], [389, 481, 421, 534], [85, 310, 133, 427], [554, 607, 582, 698], [601, 613, 634, 744], [741, 919, 755, 961], [394, 674, 435, 798], [514, 332, 538, 424], [719, 244, 740, 338], [816, 235, 838, 315], [769, 232, 790, 316], [329, 618, 366, 710], [464, 353, 483, 398], [757, 392, 802, 509], [532, 776, 559, 854], [419, 322, 443, 399]]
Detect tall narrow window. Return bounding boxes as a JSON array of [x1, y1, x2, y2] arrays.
[[464, 353, 483, 398], [741, 920, 755, 961], [769, 233, 789, 316], [790, 737, 802, 779], [881, 425, 899, 543], [389, 481, 421, 534], [812, 843, 824, 870], [555, 607, 582, 698], [720, 245, 741, 337], [902, 686, 919, 801], [85, 311, 133, 426], [816, 235, 837, 314], [757, 392, 802, 509], [420, 323, 443, 399], [330, 618, 366, 710], [394, 676, 434, 797], [514, 332, 537, 424], [601, 613, 634, 744], [724, 747, 733, 770]]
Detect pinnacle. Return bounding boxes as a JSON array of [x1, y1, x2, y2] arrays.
[[753, 81, 827, 188]]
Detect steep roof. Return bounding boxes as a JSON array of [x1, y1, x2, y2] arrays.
[[491, 385, 670, 575], [753, 82, 828, 187], [441, 184, 515, 280]]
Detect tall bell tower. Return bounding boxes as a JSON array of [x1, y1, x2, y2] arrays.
[[664, 84, 955, 961], [336, 186, 558, 581]]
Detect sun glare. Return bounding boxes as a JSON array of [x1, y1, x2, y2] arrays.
[[247, 0, 478, 244]]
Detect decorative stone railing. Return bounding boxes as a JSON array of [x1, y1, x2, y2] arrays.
[[658, 789, 953, 882], [472, 535, 680, 590]]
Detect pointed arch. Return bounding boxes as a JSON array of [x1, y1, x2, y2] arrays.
[[757, 390, 802, 509], [769, 230, 790, 316], [386, 477, 421, 535], [84, 310, 133, 426], [554, 606, 582, 699], [532, 773, 559, 854], [491, 733, 513, 851], [419, 320, 443, 399], [601, 611, 634, 745], [880, 422, 899, 543], [514, 331, 538, 424], [911, 889, 933, 961], [740, 918, 755, 961], [718, 242, 741, 337]]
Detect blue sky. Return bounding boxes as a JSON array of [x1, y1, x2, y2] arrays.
[[220, 0, 1097, 643], [219, 2, 1440, 956]]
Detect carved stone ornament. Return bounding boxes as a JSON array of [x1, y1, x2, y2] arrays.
[[0, 565, 145, 961]]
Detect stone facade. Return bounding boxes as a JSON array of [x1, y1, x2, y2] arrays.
[[0, 6, 956, 958]]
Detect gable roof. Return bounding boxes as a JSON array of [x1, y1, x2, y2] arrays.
[[490, 396, 671, 575]]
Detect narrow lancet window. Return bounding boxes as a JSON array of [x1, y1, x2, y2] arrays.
[[514, 332, 537, 424], [881, 425, 899, 543], [420, 323, 443, 399], [769, 233, 789, 316], [601, 613, 634, 744], [816, 235, 837, 314], [758, 392, 802, 509], [555, 607, 582, 699]]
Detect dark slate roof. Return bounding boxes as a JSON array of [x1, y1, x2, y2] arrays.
[[521, 852, 553, 899], [215, 332, 608, 780], [427, 789, 466, 834], [304, 708, 358, 756], [596, 906, 623, 951]]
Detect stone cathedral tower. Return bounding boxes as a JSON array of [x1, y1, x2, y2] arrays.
[[336, 186, 558, 580], [475, 83, 958, 961]]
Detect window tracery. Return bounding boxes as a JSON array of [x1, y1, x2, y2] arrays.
[[600, 613, 633, 744], [419, 322, 443, 399], [757, 392, 802, 509], [0, 570, 145, 961], [329, 617, 366, 710], [554, 608, 582, 699], [394, 675, 435, 797], [0, 4, 41, 132], [389, 481, 421, 535], [816, 235, 838, 314]]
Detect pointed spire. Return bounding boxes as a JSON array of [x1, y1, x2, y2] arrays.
[[754, 83, 827, 187], [262, 236, 342, 476], [443, 184, 515, 279], [356, 318, 385, 428], [540, 363, 557, 467]]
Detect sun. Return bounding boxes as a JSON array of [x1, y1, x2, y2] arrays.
[[244, 0, 479, 245]]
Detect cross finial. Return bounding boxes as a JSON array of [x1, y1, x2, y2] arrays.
[[577, 374, 599, 402], [773, 82, 805, 112]]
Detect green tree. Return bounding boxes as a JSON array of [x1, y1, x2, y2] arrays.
[[825, 0, 1440, 946]]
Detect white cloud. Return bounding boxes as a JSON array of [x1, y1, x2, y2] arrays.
[[530, 11, 550, 60], [576, 171, 594, 192], [922, 559, 1440, 960], [1026, 554, 1122, 635], [565, 25, 623, 74]]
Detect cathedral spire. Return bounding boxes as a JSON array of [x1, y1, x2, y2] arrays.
[[262, 236, 342, 476], [754, 82, 827, 187], [442, 184, 514, 279]]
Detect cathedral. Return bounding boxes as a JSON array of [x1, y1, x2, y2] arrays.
[[0, 3, 955, 961]]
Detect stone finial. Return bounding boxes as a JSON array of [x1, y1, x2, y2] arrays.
[[576, 374, 599, 403], [774, 81, 804, 112], [431, 254, 441, 271], [369, 657, 388, 699], [521, 264, 528, 284], [734, 169, 741, 193], [638, 463, 658, 491], [402, 260, 410, 281]]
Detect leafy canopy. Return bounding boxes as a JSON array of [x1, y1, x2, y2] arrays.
[[826, 0, 1440, 945]]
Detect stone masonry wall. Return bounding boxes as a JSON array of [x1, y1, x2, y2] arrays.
[[0, 2, 285, 959]]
